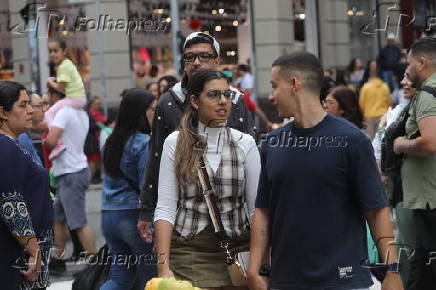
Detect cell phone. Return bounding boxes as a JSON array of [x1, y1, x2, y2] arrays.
[[10, 254, 28, 270]]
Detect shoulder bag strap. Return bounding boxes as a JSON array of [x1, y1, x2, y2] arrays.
[[197, 156, 229, 242], [420, 86, 436, 98]]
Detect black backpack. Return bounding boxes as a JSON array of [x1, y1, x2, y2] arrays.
[[381, 86, 436, 174], [84, 111, 100, 156]]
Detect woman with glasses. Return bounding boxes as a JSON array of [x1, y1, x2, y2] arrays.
[[154, 70, 260, 289], [322, 86, 365, 129], [0, 81, 53, 290]]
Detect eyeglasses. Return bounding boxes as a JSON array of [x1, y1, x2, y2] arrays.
[[322, 99, 336, 106], [31, 104, 43, 109], [197, 89, 236, 102], [183, 52, 217, 63]]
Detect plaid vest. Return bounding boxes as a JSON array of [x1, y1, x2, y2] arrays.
[[174, 128, 250, 239]]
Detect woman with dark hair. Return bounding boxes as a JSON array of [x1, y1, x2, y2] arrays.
[[154, 70, 260, 288], [336, 70, 355, 92], [157, 75, 178, 98], [0, 81, 53, 290], [323, 86, 365, 129], [347, 57, 364, 89], [101, 88, 157, 290]]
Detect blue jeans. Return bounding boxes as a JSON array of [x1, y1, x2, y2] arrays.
[[101, 210, 157, 290], [381, 70, 397, 92]]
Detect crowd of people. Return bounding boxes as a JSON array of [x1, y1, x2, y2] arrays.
[[0, 31, 435, 290]]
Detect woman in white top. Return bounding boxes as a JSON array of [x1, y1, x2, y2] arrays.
[[154, 70, 260, 289]]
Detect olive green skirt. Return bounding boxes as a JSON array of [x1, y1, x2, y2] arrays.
[[169, 225, 250, 288]]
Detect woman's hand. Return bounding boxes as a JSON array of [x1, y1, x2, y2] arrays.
[[158, 266, 175, 278], [21, 244, 42, 282], [137, 220, 153, 243]]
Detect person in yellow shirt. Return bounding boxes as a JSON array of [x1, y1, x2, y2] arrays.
[[45, 38, 87, 160], [359, 60, 391, 140]]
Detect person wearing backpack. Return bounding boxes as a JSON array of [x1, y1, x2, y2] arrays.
[[393, 37, 436, 290]]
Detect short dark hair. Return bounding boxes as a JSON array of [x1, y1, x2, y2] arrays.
[[145, 82, 157, 91], [238, 64, 249, 72], [272, 52, 324, 94], [47, 85, 66, 99], [0, 81, 26, 112], [409, 37, 436, 65]]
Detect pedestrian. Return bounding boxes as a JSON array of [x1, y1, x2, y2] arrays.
[[86, 96, 105, 184], [377, 33, 402, 92], [359, 60, 391, 140], [236, 64, 255, 100], [347, 57, 365, 90], [138, 32, 256, 242], [101, 88, 157, 290], [146, 82, 159, 99], [372, 72, 417, 286], [45, 38, 87, 160], [18, 92, 47, 166], [322, 86, 365, 129], [393, 36, 436, 290], [247, 52, 403, 290], [157, 75, 178, 98], [154, 70, 260, 288], [0, 81, 53, 290], [44, 79, 96, 273]]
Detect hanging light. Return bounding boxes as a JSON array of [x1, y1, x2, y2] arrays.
[[232, 20, 239, 26], [215, 25, 222, 32], [218, 8, 224, 14], [212, 9, 217, 15]]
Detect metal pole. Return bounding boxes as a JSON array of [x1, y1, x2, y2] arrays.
[[249, 0, 258, 102], [170, 0, 181, 76], [37, 10, 49, 94], [95, 0, 108, 116], [304, 0, 319, 57]]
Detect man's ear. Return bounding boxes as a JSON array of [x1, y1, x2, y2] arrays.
[[214, 56, 221, 66], [289, 76, 302, 92], [417, 55, 427, 72]]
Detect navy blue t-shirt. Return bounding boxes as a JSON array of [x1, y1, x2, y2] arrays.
[[256, 114, 387, 290]]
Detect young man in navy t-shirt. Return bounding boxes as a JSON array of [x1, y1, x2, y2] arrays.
[[247, 52, 404, 290]]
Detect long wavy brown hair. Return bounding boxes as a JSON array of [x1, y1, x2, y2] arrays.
[[175, 70, 229, 185]]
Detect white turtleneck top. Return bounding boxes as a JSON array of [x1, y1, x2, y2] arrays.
[[154, 123, 260, 225]]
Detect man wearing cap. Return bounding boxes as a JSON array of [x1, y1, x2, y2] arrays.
[[377, 33, 402, 92], [137, 32, 256, 241]]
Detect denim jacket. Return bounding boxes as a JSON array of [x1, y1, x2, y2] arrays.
[[102, 133, 150, 210]]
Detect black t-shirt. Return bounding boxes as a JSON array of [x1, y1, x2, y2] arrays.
[[256, 114, 387, 290]]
